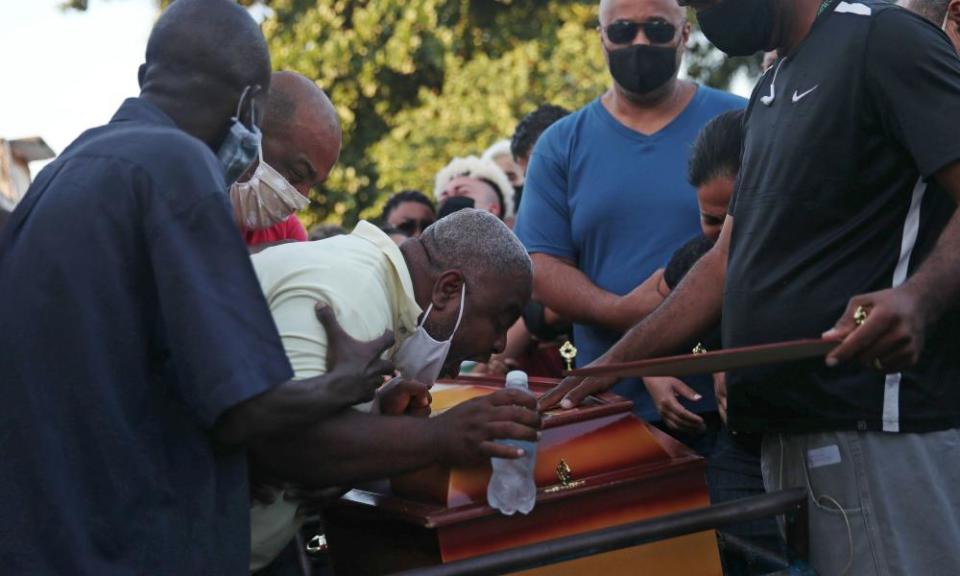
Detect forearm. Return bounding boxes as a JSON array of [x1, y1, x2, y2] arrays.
[[530, 253, 626, 331], [497, 318, 533, 362], [250, 410, 440, 487], [903, 208, 960, 323], [906, 163, 960, 323], [214, 373, 355, 446], [603, 239, 726, 364]]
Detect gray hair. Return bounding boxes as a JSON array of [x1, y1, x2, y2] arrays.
[[420, 209, 532, 282], [901, 0, 950, 24]]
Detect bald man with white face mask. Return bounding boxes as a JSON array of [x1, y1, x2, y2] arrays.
[[231, 71, 341, 250]]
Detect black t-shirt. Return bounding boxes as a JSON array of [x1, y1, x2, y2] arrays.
[[724, 2, 960, 434], [0, 98, 293, 573], [665, 235, 722, 352]]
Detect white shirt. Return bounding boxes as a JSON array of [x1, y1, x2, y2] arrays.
[[248, 222, 422, 571]]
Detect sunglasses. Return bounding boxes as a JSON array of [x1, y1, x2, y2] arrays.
[[602, 20, 678, 45], [396, 218, 435, 236]]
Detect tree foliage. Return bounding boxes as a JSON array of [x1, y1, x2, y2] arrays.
[[74, 0, 760, 226]]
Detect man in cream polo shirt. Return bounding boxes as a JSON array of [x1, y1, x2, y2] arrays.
[[248, 209, 541, 570]]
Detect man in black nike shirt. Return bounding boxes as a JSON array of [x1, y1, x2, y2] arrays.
[[542, 0, 960, 573]]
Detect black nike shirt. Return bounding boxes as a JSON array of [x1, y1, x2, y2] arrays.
[[724, 1, 960, 434]]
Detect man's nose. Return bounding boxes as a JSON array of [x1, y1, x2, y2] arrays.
[[633, 31, 652, 47]]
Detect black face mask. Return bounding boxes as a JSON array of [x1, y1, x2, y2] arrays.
[[437, 196, 475, 219], [607, 44, 679, 96], [697, 0, 776, 57]]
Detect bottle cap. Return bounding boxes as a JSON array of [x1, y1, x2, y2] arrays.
[[505, 370, 528, 390]]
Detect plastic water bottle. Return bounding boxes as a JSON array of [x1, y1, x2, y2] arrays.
[[487, 370, 538, 515]]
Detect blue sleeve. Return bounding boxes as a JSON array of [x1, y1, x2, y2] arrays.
[[514, 128, 576, 262], [147, 188, 293, 429]]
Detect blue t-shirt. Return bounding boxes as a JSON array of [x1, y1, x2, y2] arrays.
[[0, 98, 293, 574], [515, 87, 745, 421]]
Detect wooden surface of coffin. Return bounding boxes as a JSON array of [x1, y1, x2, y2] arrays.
[[391, 375, 696, 509], [324, 376, 722, 575]]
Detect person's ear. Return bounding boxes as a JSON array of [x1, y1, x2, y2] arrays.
[[944, 0, 960, 53], [430, 270, 465, 311], [948, 0, 960, 30], [681, 20, 692, 46]]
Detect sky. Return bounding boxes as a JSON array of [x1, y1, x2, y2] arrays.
[[0, 0, 157, 168]]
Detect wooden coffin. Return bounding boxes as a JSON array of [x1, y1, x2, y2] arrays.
[[323, 375, 722, 575]]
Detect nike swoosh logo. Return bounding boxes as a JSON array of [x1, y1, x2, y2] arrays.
[[792, 86, 819, 103]]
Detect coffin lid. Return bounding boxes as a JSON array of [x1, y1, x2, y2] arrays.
[[337, 375, 704, 528]]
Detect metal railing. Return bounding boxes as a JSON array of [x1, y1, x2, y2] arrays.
[[390, 487, 811, 576]]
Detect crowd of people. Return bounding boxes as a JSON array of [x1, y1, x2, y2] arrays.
[[2, 0, 960, 574]]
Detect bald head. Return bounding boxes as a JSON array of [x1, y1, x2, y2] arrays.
[[264, 72, 340, 139], [599, 0, 685, 27], [139, 0, 271, 147], [258, 71, 342, 196]]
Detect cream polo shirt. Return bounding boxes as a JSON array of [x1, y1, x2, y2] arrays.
[[252, 220, 422, 380], [248, 221, 422, 571]]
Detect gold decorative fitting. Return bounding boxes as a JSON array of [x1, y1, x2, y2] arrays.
[[692, 342, 708, 355], [854, 305, 870, 327], [556, 458, 573, 486], [543, 458, 585, 494], [559, 340, 578, 372]]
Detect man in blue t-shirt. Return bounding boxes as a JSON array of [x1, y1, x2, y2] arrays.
[[514, 0, 744, 424]]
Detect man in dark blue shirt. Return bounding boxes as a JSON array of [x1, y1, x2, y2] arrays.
[[0, 1, 399, 573]]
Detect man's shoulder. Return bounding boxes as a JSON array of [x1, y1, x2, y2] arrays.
[[696, 85, 748, 113], [252, 234, 399, 324], [861, 2, 944, 47], [252, 233, 382, 281], [69, 121, 222, 192], [71, 117, 210, 161], [823, 0, 912, 38], [539, 100, 598, 142]]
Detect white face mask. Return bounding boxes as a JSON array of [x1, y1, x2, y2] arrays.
[[393, 284, 466, 387], [228, 145, 310, 230]]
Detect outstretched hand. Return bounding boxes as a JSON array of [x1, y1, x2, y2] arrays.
[[316, 304, 396, 406], [823, 287, 926, 373], [538, 373, 618, 411], [431, 388, 542, 466]]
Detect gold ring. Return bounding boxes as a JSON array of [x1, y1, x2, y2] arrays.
[[854, 305, 870, 327], [873, 358, 884, 371]]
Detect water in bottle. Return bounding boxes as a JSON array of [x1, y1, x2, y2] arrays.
[[486, 370, 538, 515]]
